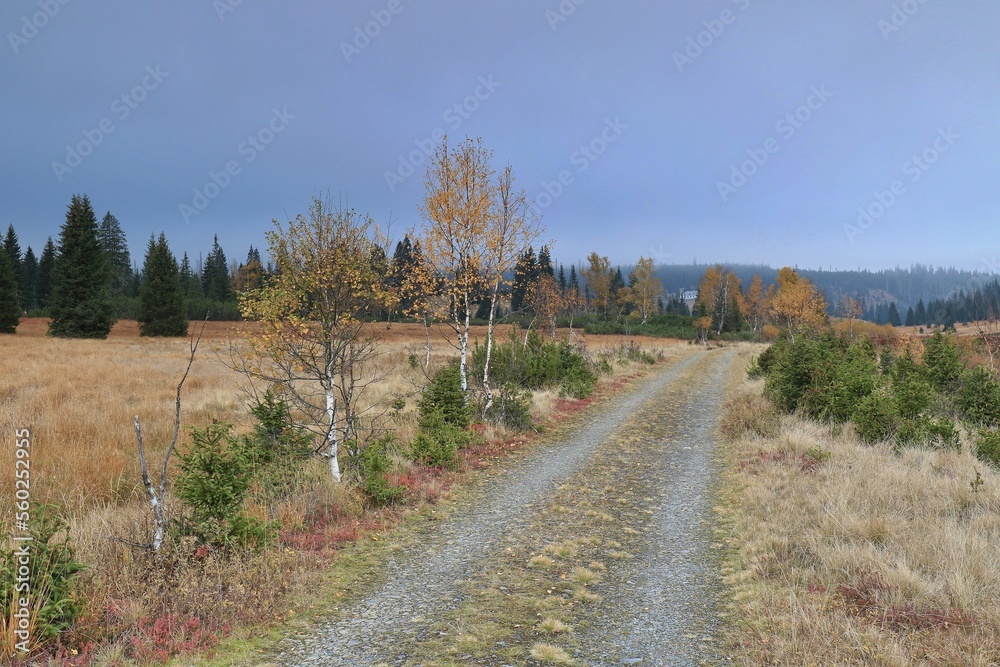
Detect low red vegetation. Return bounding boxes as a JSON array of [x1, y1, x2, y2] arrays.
[[739, 449, 826, 474], [838, 573, 974, 631]]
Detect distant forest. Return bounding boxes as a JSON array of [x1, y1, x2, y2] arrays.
[[652, 263, 996, 325]]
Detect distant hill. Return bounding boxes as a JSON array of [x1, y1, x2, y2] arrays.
[[651, 263, 994, 315]]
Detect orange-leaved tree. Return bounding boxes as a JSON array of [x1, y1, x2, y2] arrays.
[[628, 256, 664, 325], [420, 136, 542, 415], [233, 196, 393, 482], [768, 267, 827, 340]]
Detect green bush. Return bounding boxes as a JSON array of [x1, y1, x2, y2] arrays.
[[470, 329, 597, 400], [174, 421, 272, 548], [799, 337, 879, 423], [957, 366, 1000, 428], [896, 415, 959, 449], [356, 436, 405, 506], [975, 429, 1000, 467], [483, 384, 534, 430], [411, 410, 474, 469], [418, 361, 470, 429], [0, 505, 85, 644], [922, 332, 965, 392], [241, 390, 314, 497], [852, 390, 898, 444]]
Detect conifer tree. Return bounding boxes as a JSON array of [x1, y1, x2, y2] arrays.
[[0, 249, 20, 333], [511, 247, 537, 312], [139, 233, 188, 337], [3, 225, 25, 309], [97, 212, 132, 297], [201, 235, 231, 302], [179, 252, 202, 298], [37, 237, 56, 308], [23, 247, 38, 311], [48, 194, 116, 338], [537, 245, 554, 278]]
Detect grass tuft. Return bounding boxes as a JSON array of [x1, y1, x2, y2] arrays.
[[529, 642, 575, 664]]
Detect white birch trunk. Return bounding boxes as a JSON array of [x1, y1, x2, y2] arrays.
[[327, 388, 342, 483], [459, 294, 470, 393], [482, 288, 500, 416]]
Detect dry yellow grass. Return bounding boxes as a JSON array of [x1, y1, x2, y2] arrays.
[[1, 317, 685, 663], [719, 347, 1000, 666]]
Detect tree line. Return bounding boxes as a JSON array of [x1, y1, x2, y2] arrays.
[[0, 195, 263, 336]]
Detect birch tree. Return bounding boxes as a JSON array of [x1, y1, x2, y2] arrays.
[[480, 164, 541, 413], [627, 257, 663, 325], [581, 253, 613, 317], [419, 137, 541, 410], [769, 267, 827, 340], [233, 197, 392, 482], [419, 137, 492, 393]]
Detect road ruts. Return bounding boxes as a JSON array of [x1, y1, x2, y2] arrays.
[[576, 348, 736, 666], [268, 349, 711, 667]]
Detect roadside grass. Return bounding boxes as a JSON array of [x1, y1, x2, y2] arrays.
[[718, 345, 1000, 666]]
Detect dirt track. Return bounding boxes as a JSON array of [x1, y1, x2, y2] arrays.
[[266, 347, 736, 666]]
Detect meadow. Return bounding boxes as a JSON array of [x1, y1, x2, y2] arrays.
[[719, 343, 1000, 666], [0, 318, 679, 664]]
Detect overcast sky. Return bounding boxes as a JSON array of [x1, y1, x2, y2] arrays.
[[3, 1, 998, 272]]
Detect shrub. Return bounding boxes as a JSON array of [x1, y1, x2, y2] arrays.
[[356, 436, 405, 506], [241, 390, 314, 497], [0, 506, 85, 647], [922, 332, 965, 392], [897, 415, 959, 449], [957, 366, 1000, 428], [853, 390, 898, 444], [470, 329, 597, 400], [418, 361, 470, 429], [483, 384, 534, 430], [410, 410, 473, 469], [976, 429, 1000, 467], [173, 422, 272, 549]]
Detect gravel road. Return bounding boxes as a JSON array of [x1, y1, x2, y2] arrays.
[[268, 348, 734, 666]]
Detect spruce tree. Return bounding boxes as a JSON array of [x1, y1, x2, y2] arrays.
[[139, 233, 188, 337], [537, 245, 554, 278], [97, 212, 132, 297], [3, 225, 25, 309], [48, 195, 116, 339], [568, 265, 579, 294], [0, 249, 20, 333], [201, 235, 231, 302], [558, 264, 566, 293], [179, 252, 202, 298], [23, 247, 38, 311], [511, 248, 537, 312], [37, 237, 56, 308]]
